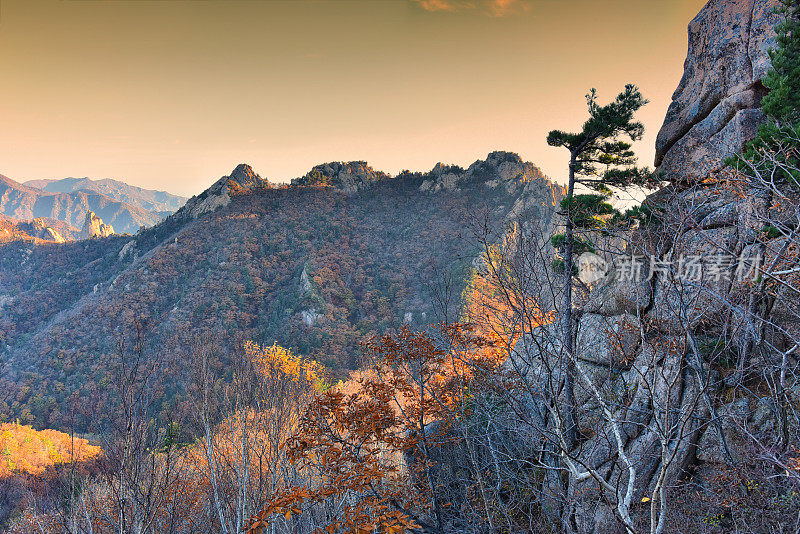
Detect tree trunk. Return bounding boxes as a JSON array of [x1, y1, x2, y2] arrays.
[[562, 152, 579, 451], [417, 368, 444, 534]]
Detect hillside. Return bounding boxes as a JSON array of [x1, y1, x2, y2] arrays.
[[0, 174, 181, 235], [2, 0, 800, 531], [0, 152, 563, 432]]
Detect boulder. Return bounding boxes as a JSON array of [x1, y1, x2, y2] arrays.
[[576, 313, 641, 368]]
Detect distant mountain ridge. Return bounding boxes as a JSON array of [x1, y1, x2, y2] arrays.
[[0, 174, 186, 235], [25, 176, 187, 214]]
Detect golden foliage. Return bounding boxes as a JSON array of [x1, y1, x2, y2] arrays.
[[461, 244, 554, 362], [246, 341, 327, 391], [0, 422, 101, 477], [247, 324, 499, 534]]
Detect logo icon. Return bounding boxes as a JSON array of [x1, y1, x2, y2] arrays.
[[577, 252, 609, 285]]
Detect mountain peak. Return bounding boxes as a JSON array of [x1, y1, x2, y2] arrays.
[[177, 164, 270, 220], [225, 164, 269, 191], [228, 164, 265, 190], [418, 151, 552, 197], [79, 210, 114, 239], [485, 151, 523, 165]]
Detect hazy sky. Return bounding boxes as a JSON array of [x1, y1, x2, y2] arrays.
[[0, 0, 707, 197]]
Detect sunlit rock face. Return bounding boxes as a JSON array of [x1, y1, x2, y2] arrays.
[[20, 218, 66, 243], [655, 0, 781, 182], [178, 163, 271, 219], [78, 211, 114, 239], [292, 161, 390, 194]]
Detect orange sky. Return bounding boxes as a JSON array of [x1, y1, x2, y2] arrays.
[[0, 0, 707, 197]]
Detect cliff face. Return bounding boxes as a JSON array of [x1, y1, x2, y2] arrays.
[[509, 2, 797, 531], [78, 211, 114, 239], [655, 0, 781, 182]]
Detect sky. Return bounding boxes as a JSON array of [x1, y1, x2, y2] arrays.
[[0, 0, 708, 197]]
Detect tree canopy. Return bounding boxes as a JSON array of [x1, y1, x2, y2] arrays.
[[547, 84, 652, 195]]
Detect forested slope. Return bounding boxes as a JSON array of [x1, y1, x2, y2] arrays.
[[0, 152, 562, 432]]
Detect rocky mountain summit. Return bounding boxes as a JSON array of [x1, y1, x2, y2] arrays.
[[178, 163, 271, 220], [439, 151, 562, 220], [177, 153, 560, 224]]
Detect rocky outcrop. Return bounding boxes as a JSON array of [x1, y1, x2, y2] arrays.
[[654, 0, 781, 182], [415, 152, 566, 226], [504, 2, 797, 530], [178, 164, 270, 219], [569, 9, 783, 515], [78, 211, 114, 239], [525, 165, 800, 530], [20, 218, 66, 243], [292, 161, 390, 194], [418, 162, 463, 192]]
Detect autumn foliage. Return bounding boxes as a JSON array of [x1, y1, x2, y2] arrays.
[[246, 323, 500, 534], [0, 423, 100, 478]]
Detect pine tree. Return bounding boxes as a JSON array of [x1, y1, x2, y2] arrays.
[[546, 84, 650, 448], [736, 0, 800, 183], [762, 0, 800, 124]]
